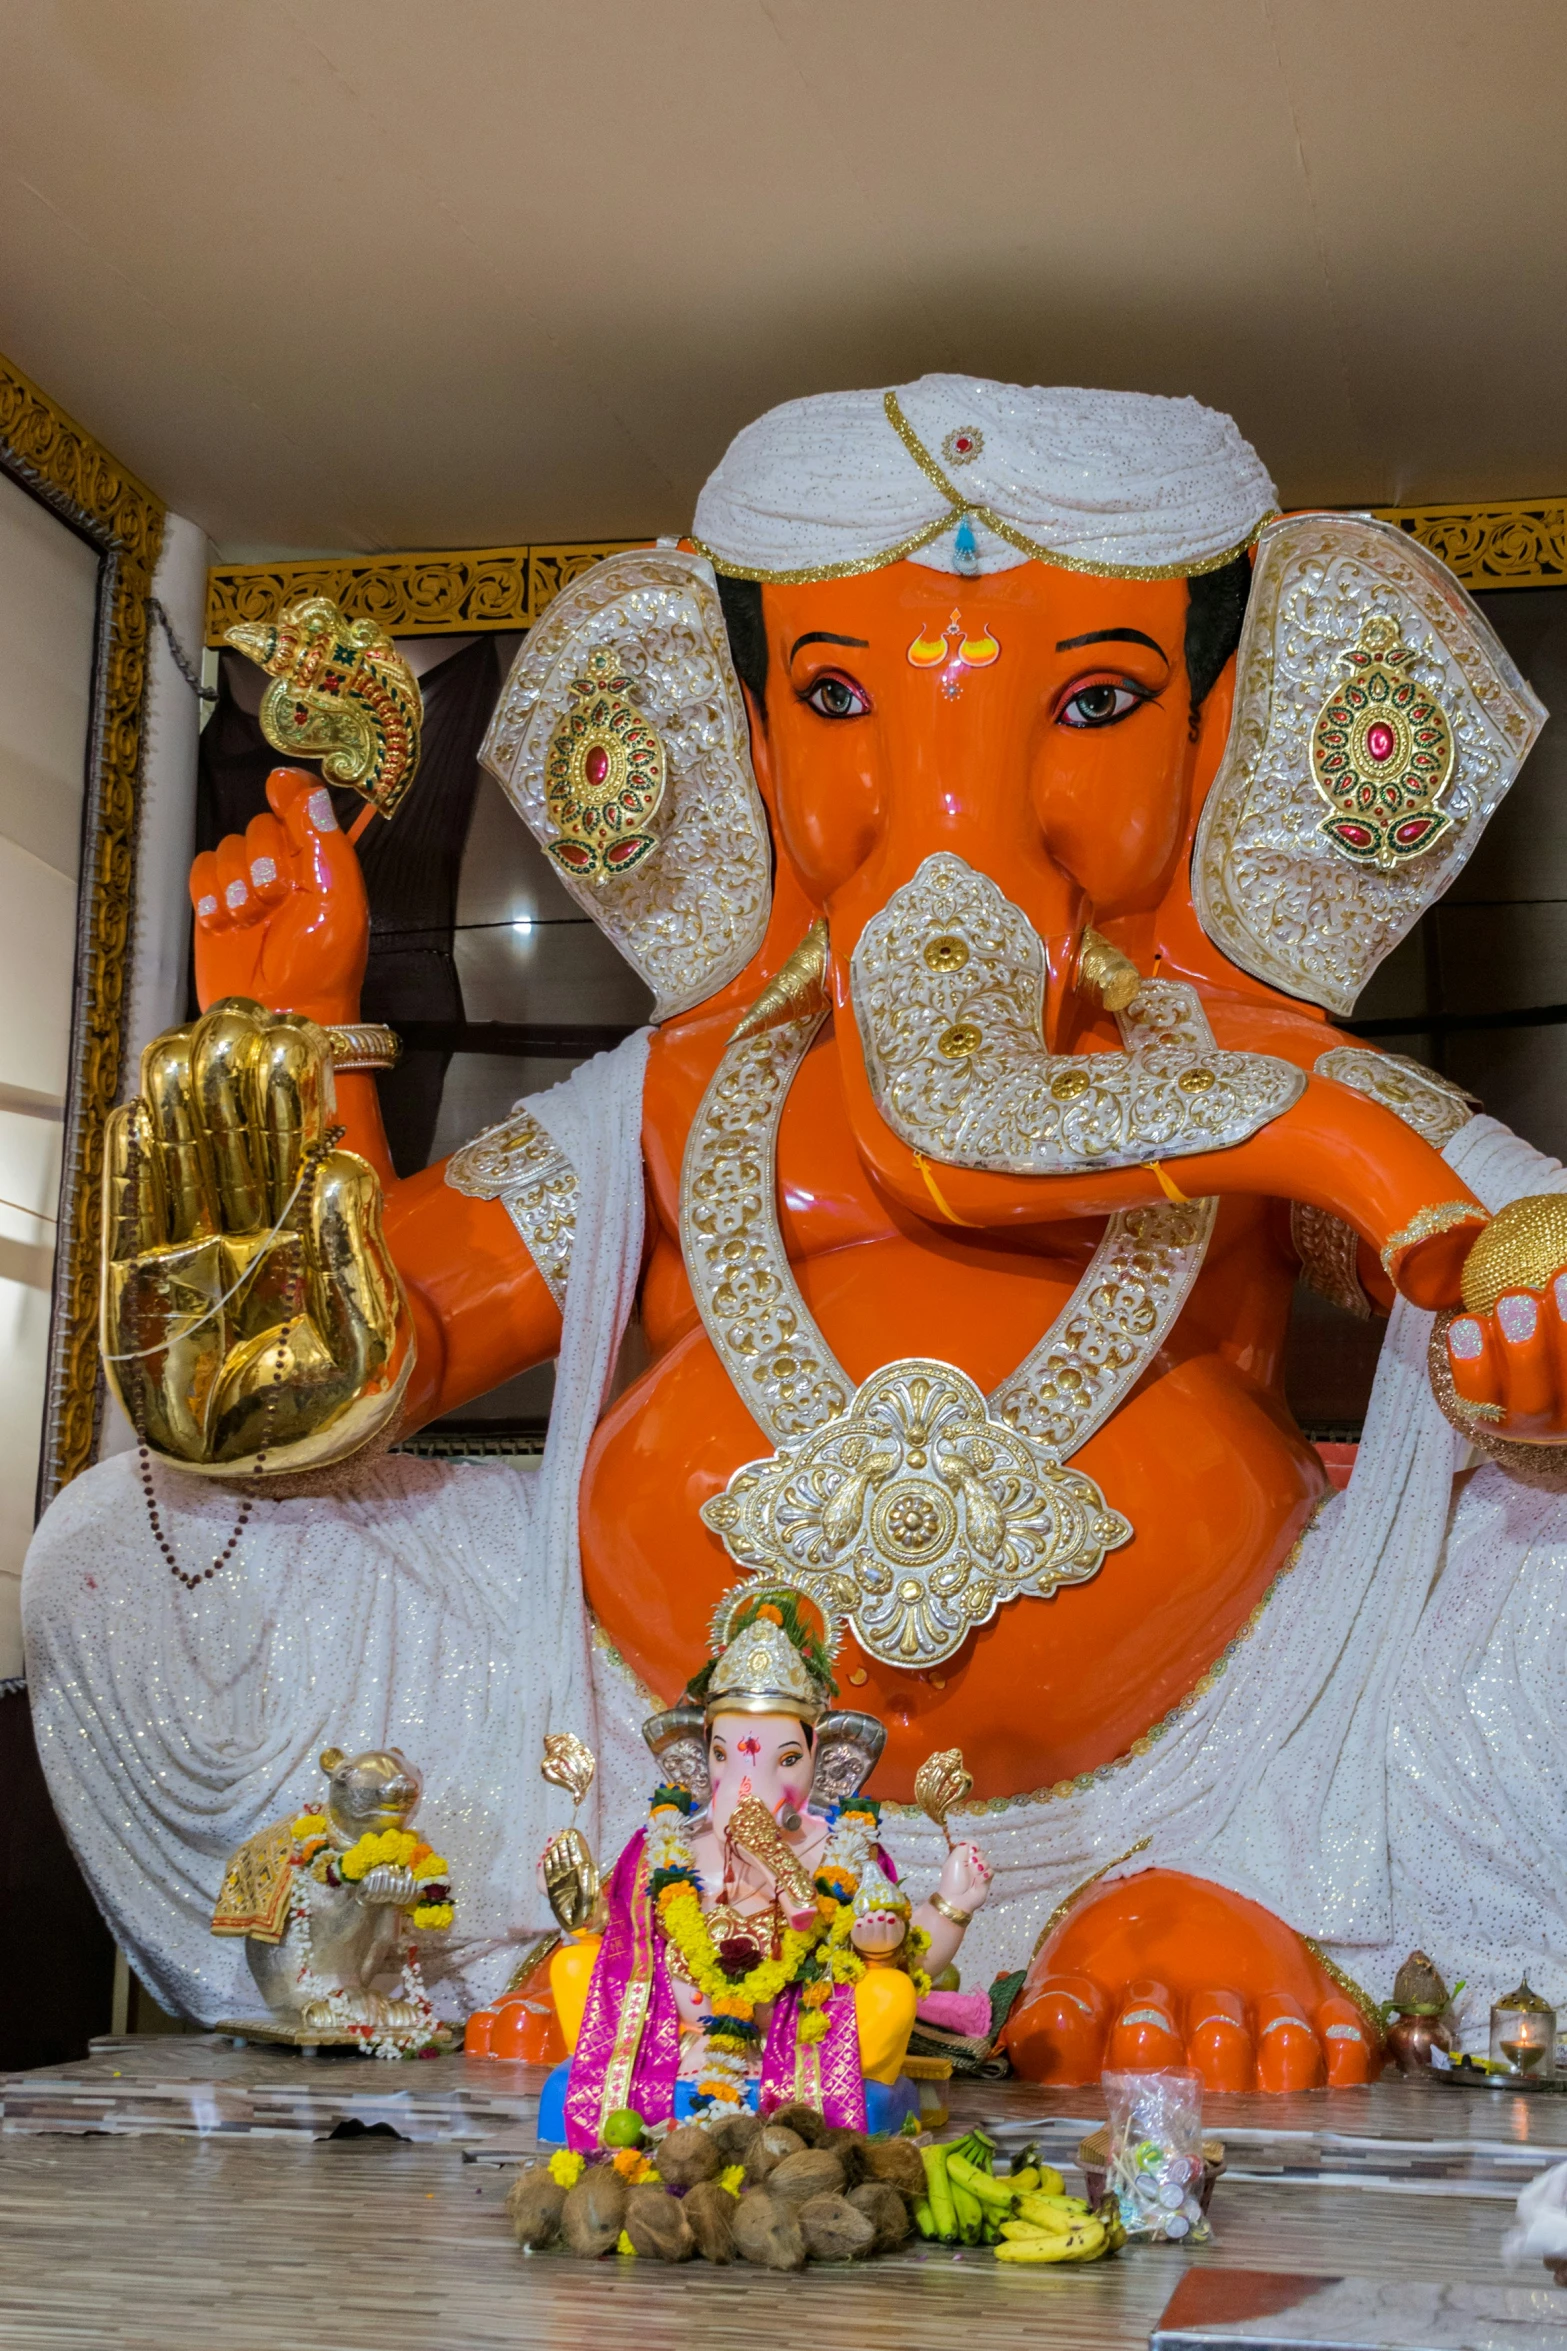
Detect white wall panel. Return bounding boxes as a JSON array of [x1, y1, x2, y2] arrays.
[[0, 468, 98, 1677]]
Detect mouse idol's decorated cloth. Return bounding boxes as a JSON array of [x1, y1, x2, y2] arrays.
[[692, 372, 1278, 581], [209, 1819, 298, 1944]]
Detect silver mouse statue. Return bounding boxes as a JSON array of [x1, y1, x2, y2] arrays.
[[211, 1745, 453, 2050]]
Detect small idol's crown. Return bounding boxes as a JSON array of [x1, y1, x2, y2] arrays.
[[852, 1854, 910, 1922], [702, 1588, 836, 1725], [707, 1616, 824, 1723]]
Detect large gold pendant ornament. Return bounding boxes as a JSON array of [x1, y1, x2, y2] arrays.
[[1310, 612, 1454, 870], [700, 1358, 1131, 1669], [542, 647, 666, 882]]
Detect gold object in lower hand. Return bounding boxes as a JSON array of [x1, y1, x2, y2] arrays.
[[913, 1748, 972, 1850], [101, 996, 415, 1478], [542, 1826, 603, 1934], [725, 1795, 817, 1914]]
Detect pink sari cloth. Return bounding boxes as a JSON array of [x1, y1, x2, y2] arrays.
[[564, 1829, 680, 2151], [563, 1825, 867, 2148]]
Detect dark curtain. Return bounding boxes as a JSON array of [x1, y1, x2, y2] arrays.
[[0, 1690, 114, 2065], [194, 633, 501, 1174]]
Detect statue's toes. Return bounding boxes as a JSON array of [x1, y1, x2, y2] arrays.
[[1003, 1970, 1108, 2084], [1184, 1987, 1255, 2092], [1105, 1978, 1185, 2072], [1316, 1993, 1377, 2085], [1255, 1991, 1325, 2091]]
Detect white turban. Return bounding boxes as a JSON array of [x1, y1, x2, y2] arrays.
[[692, 373, 1276, 583]]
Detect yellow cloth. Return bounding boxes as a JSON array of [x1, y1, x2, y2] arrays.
[[549, 1934, 603, 2054], [854, 1964, 919, 2085], [209, 1819, 296, 1944]]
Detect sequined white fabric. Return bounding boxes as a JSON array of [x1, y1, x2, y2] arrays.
[[693, 374, 1277, 579], [872, 1113, 1567, 2031], [21, 1033, 651, 2026], [26, 1046, 1567, 2034]]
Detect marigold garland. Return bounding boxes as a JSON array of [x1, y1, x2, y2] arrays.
[[338, 1826, 451, 1884], [646, 1786, 895, 2072], [657, 1880, 821, 2010], [294, 1818, 455, 1931]]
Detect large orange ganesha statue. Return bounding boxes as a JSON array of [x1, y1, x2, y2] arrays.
[[23, 375, 1567, 2090]]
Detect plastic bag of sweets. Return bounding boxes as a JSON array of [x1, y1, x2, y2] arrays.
[[1102, 2069, 1211, 2244]]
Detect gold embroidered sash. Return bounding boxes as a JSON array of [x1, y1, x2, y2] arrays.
[[598, 1853, 658, 2136]]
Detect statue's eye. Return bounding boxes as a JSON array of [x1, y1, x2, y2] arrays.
[[1058, 678, 1154, 730], [802, 671, 871, 720]]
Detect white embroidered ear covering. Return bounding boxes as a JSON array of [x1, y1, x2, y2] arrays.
[[1194, 513, 1546, 1016], [481, 548, 771, 1020]]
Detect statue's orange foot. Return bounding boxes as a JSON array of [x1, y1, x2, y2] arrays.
[[1003, 1868, 1380, 2093]]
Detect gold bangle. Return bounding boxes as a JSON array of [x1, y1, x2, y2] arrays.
[[929, 1891, 972, 1928], [326, 1023, 401, 1073]]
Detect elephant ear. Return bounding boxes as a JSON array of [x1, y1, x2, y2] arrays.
[[641, 1701, 711, 1804], [480, 546, 771, 1020], [1193, 513, 1546, 1017], [811, 1710, 887, 1807]]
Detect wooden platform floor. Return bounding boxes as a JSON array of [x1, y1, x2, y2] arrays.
[[0, 2131, 1547, 2351], [5, 2050, 1567, 2349]]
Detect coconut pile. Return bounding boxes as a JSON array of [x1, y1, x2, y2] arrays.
[[507, 2103, 927, 2269]]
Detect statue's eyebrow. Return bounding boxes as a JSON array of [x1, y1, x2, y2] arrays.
[[1055, 627, 1168, 661], [789, 631, 870, 662]]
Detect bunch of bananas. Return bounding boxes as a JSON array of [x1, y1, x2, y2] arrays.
[[913, 2129, 1122, 2265]]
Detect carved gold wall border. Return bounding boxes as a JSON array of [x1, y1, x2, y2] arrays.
[[1372, 498, 1567, 590], [205, 502, 1567, 646], [205, 539, 644, 643], [0, 352, 165, 1502]]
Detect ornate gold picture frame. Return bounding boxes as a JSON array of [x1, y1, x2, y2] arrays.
[[0, 354, 163, 1505]]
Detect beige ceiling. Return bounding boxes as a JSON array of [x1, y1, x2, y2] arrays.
[[1, 0, 1564, 558]]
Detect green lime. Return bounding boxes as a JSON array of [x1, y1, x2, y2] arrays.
[[602, 2108, 645, 2149]]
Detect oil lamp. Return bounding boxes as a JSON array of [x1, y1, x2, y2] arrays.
[[1489, 1978, 1556, 2080]]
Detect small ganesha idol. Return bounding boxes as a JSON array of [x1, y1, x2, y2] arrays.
[[551, 1588, 992, 2149]]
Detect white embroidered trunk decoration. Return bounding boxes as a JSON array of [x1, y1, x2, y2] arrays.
[[685, 913, 1229, 1669], [849, 854, 1304, 1173]]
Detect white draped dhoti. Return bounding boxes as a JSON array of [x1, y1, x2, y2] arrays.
[[24, 1054, 1567, 2039]]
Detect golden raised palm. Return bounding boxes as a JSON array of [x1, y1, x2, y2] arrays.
[[102, 997, 413, 1475]]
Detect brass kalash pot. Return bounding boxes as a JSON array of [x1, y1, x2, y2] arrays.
[[1490, 1978, 1557, 2082], [1382, 1952, 1457, 2076]]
